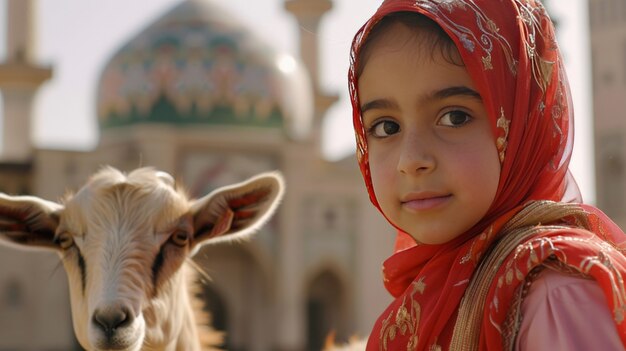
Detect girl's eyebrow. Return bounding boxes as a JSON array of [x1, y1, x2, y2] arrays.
[[432, 86, 482, 101], [360, 98, 398, 114], [360, 86, 482, 114]]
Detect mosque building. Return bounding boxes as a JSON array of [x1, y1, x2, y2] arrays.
[[0, 0, 394, 350], [589, 0, 626, 229]]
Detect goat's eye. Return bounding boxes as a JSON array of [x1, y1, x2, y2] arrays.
[[171, 230, 190, 247], [55, 232, 75, 250]]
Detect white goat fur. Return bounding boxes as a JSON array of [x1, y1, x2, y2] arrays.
[[0, 167, 284, 351]]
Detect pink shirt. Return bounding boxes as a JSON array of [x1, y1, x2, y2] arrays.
[[516, 269, 624, 350]]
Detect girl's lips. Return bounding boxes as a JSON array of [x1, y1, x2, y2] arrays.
[[401, 194, 452, 211]]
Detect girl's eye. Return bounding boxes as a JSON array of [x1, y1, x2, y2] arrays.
[[438, 110, 472, 127], [171, 230, 190, 247], [54, 232, 75, 250], [369, 120, 400, 138]]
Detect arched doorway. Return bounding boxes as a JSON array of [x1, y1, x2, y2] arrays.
[[194, 244, 272, 351], [306, 270, 346, 351], [200, 283, 230, 349]]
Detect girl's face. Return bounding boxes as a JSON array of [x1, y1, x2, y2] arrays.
[[358, 23, 500, 245]]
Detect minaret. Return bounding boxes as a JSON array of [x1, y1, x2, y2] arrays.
[[285, 0, 338, 155], [0, 0, 52, 162], [279, 2, 338, 349]]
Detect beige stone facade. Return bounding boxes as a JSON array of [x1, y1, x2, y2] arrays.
[[589, 0, 626, 228]]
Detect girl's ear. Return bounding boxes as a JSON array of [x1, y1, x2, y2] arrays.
[[0, 194, 63, 252], [188, 172, 285, 255]]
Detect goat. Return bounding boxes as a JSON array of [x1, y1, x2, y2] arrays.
[[0, 166, 284, 351]]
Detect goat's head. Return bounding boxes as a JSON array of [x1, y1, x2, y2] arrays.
[[0, 167, 284, 351]]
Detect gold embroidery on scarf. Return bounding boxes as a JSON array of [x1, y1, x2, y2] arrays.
[[429, 0, 467, 12], [380, 277, 425, 351], [429, 343, 443, 351], [450, 201, 592, 351], [580, 249, 626, 323], [592, 213, 626, 256], [487, 19, 499, 33], [481, 54, 493, 70], [458, 201, 626, 347], [461, 226, 493, 265], [537, 57, 554, 92], [496, 107, 510, 163], [552, 84, 564, 134], [415, 0, 517, 74], [517, 1, 558, 94]]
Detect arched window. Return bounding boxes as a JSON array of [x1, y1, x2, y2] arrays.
[[306, 270, 346, 351]]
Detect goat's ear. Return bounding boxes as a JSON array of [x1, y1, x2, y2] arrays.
[[0, 194, 63, 252], [189, 171, 284, 254]]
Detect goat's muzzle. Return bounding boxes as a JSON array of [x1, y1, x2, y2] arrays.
[[91, 303, 141, 351]]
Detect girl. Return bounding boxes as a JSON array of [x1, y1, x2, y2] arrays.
[[348, 0, 626, 350]]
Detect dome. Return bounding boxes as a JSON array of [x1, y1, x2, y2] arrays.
[[96, 0, 313, 139]]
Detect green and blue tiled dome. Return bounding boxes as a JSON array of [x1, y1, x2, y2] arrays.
[[96, 0, 312, 139]]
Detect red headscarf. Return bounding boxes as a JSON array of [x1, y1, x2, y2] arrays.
[[348, 0, 626, 349]]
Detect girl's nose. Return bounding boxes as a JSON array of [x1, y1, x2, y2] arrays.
[[397, 135, 435, 175]]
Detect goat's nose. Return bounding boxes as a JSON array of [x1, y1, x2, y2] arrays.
[[92, 306, 133, 336]]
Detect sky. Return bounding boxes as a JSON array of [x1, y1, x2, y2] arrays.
[[0, 0, 595, 202]]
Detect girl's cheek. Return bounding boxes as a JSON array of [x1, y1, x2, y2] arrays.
[[370, 156, 395, 195]]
